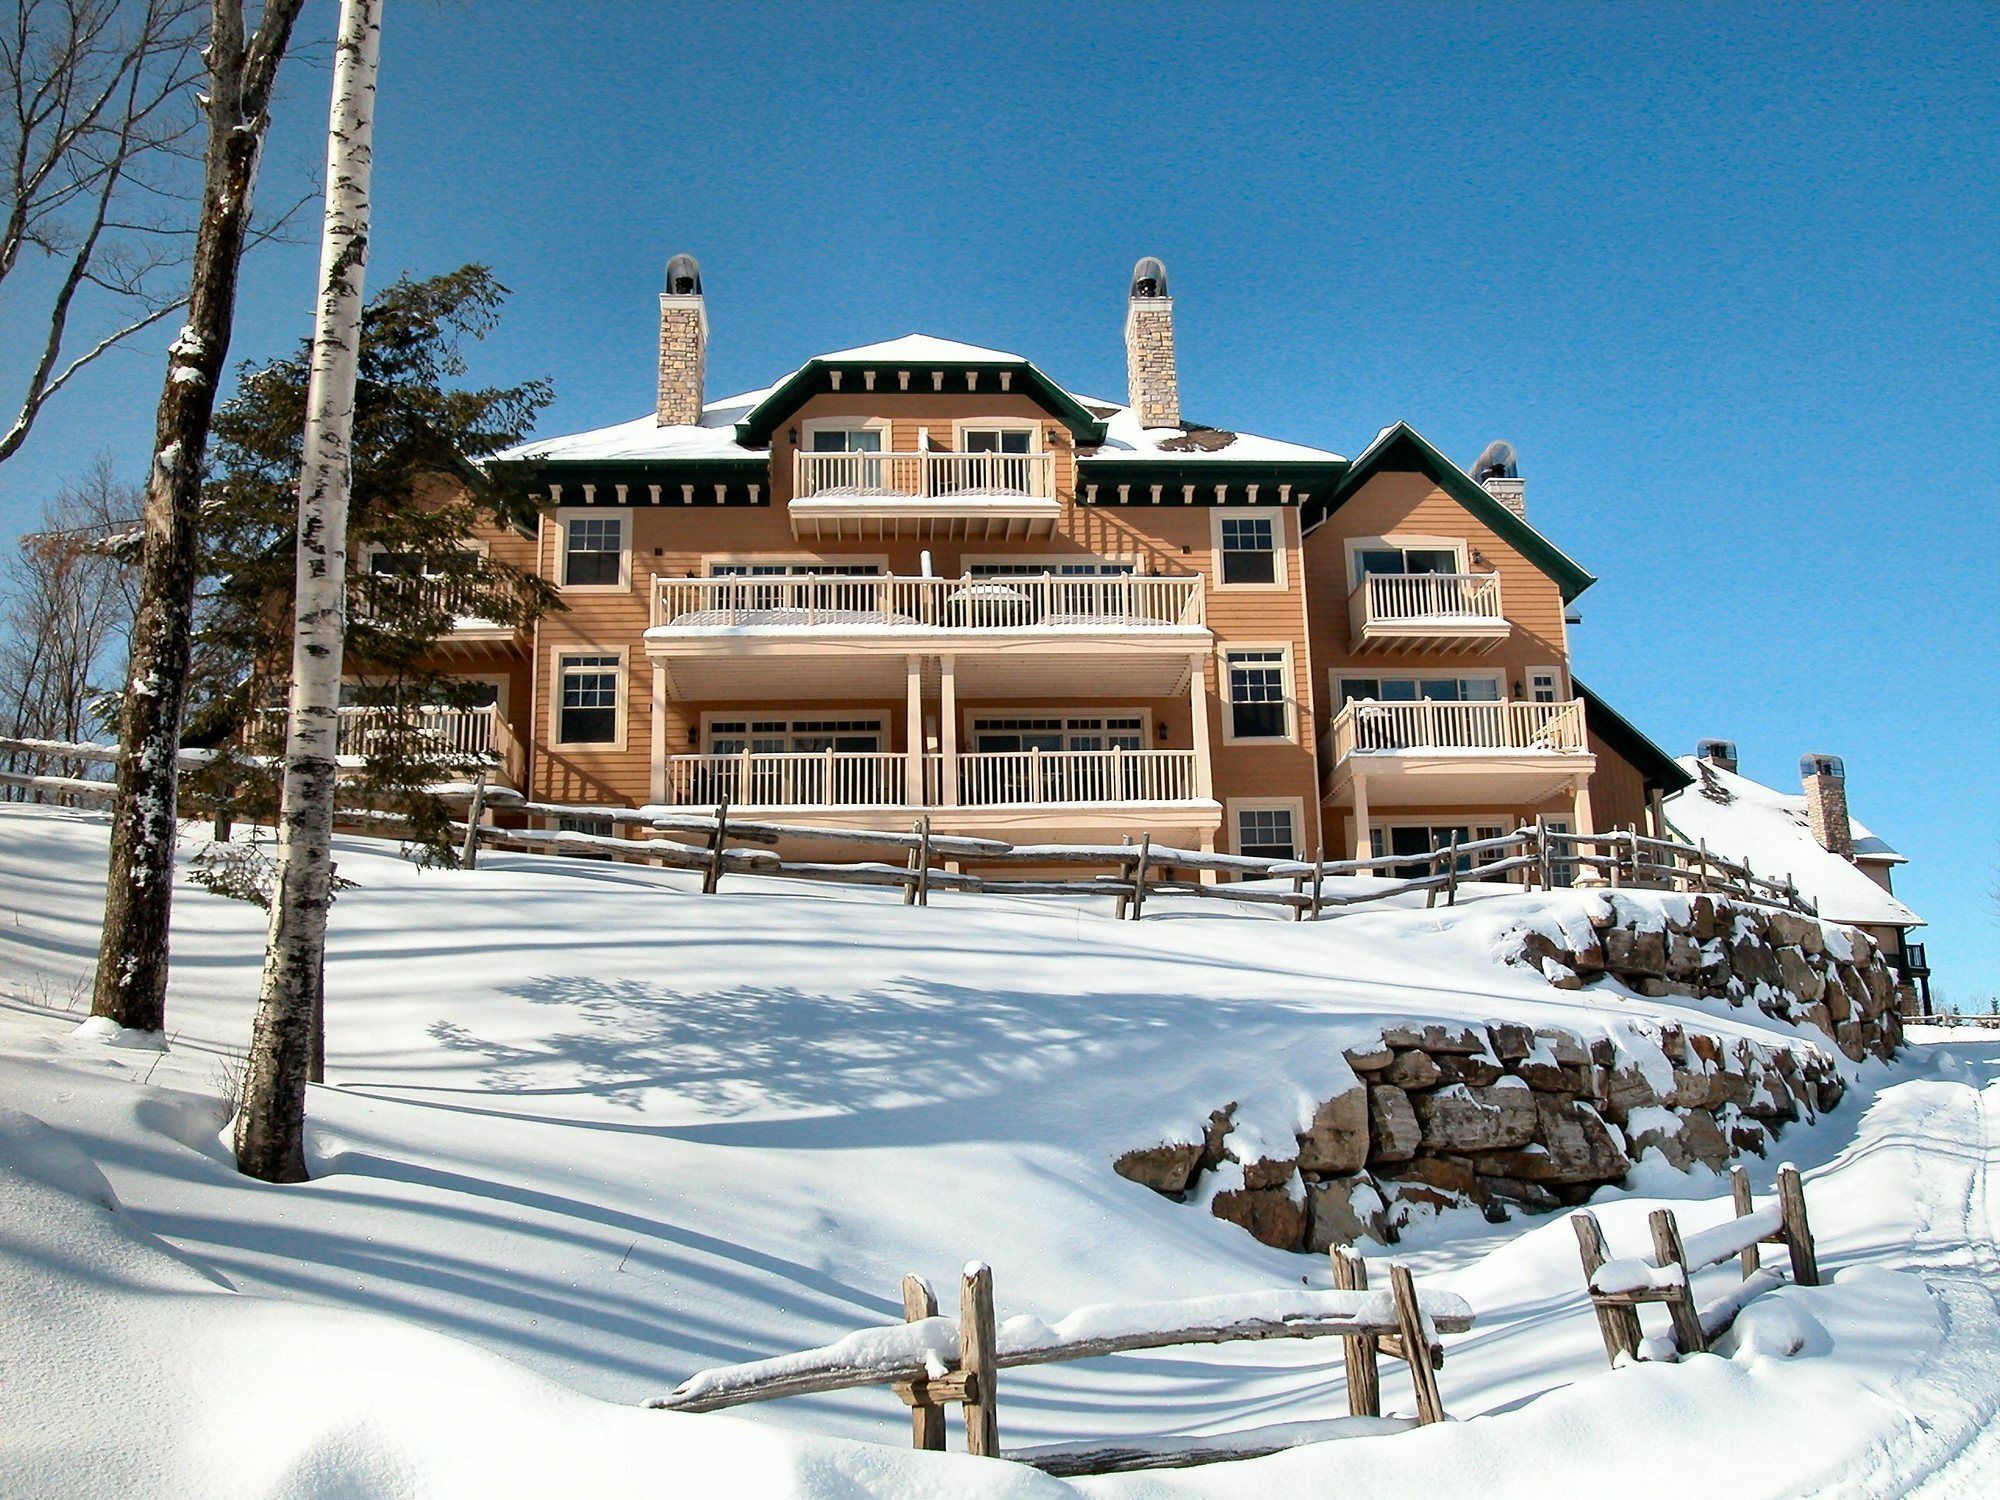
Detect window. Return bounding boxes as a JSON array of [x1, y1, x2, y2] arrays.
[[1338, 674, 1502, 705], [1226, 650, 1290, 740], [971, 715, 1144, 752], [556, 654, 619, 745], [807, 427, 883, 453], [556, 814, 613, 838], [1370, 823, 1508, 879], [1353, 544, 1460, 584], [961, 428, 1031, 454], [708, 561, 883, 612], [1236, 805, 1298, 861], [707, 717, 885, 755], [561, 515, 625, 588], [1528, 668, 1562, 704], [967, 559, 1134, 577], [1218, 515, 1278, 585]]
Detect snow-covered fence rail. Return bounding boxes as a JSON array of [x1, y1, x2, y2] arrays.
[[1570, 1163, 1819, 1365], [644, 1255, 1473, 1476]]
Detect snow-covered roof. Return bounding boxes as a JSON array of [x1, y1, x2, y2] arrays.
[[810, 334, 1027, 365], [493, 388, 772, 464], [1664, 759, 1920, 928], [1076, 397, 1345, 464]]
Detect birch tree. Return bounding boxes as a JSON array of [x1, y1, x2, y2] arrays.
[[234, 0, 381, 1183], [88, 0, 304, 1040]]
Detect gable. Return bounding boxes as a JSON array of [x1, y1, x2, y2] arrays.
[[735, 352, 1106, 447], [1301, 424, 1595, 603]]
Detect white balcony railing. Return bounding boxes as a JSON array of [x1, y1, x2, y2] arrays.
[[652, 572, 1205, 630], [794, 450, 1055, 501], [1329, 699, 1588, 762], [1352, 571, 1502, 625], [663, 751, 909, 809], [333, 704, 499, 760], [655, 747, 1202, 809], [351, 572, 510, 627], [950, 748, 1198, 806]]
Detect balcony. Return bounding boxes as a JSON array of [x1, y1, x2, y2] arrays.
[[646, 572, 1210, 700], [351, 573, 526, 654], [1348, 572, 1508, 653], [658, 747, 1203, 812], [1324, 698, 1594, 809], [262, 705, 521, 786], [789, 450, 1060, 539]]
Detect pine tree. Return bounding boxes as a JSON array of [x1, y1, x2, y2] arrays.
[[186, 265, 556, 861]]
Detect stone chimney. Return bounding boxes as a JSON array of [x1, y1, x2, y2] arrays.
[[1696, 738, 1738, 773], [1472, 440, 1525, 519], [656, 252, 707, 427], [1124, 256, 1179, 430], [1800, 754, 1854, 860]]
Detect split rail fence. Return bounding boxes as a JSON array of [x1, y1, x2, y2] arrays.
[[644, 1255, 1473, 1477], [1571, 1163, 1820, 1365], [0, 733, 1820, 925]]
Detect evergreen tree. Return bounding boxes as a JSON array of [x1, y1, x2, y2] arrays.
[[187, 264, 557, 863]]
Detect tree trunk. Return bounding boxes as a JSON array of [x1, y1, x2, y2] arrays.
[[88, 0, 308, 1038], [235, 0, 382, 1184]]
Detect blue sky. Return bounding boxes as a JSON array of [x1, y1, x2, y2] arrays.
[[1, 2, 1994, 997]]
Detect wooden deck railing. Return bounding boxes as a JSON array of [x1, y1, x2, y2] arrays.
[[655, 748, 1202, 810], [1351, 571, 1502, 625], [327, 704, 499, 760], [793, 449, 1055, 500], [950, 748, 1198, 806], [651, 572, 1204, 629], [662, 750, 909, 808], [1329, 698, 1588, 760]]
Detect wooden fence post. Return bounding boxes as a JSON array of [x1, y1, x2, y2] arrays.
[[1648, 1209, 1707, 1356], [703, 800, 730, 895], [1112, 834, 1134, 921], [1571, 1212, 1641, 1365], [1388, 1263, 1445, 1425], [1776, 1164, 1820, 1287], [1329, 1248, 1380, 1417], [1536, 815, 1552, 891], [902, 1274, 946, 1451], [904, 817, 932, 907], [1445, 831, 1459, 907], [460, 768, 488, 870], [1731, 1166, 1760, 1280], [1309, 848, 1325, 921], [960, 1262, 1000, 1457], [1128, 833, 1152, 922]]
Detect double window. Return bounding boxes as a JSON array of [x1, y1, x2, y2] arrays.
[[1354, 544, 1460, 583], [961, 428, 1030, 455], [1236, 805, 1298, 861], [1217, 515, 1278, 586], [970, 715, 1144, 753], [1370, 823, 1508, 880], [556, 654, 619, 745], [561, 514, 625, 588], [1226, 650, 1291, 740], [808, 427, 883, 454], [707, 717, 885, 755], [1338, 674, 1501, 705]]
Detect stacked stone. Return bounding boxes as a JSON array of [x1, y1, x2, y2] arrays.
[[1512, 896, 1912, 1064], [1114, 1018, 1843, 1253], [1112, 899, 1903, 1255]]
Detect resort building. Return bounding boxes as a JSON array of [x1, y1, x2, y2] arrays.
[[392, 254, 1709, 872]]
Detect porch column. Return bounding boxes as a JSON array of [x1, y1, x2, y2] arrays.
[[1188, 652, 1213, 802], [1351, 773, 1371, 864], [1571, 776, 1596, 837], [939, 653, 958, 807], [650, 660, 668, 806], [904, 654, 924, 807]]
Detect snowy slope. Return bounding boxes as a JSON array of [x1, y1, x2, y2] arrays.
[[1, 806, 1995, 1498]]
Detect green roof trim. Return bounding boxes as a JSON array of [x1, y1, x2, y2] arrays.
[[1074, 456, 1349, 505], [1300, 422, 1596, 603], [1575, 679, 1694, 793], [735, 358, 1107, 446]]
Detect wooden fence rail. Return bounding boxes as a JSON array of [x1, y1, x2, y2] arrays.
[[1571, 1163, 1819, 1365], [644, 1257, 1474, 1476]]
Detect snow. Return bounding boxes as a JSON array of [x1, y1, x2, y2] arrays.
[[2, 807, 1997, 1498], [1665, 760, 1921, 929], [814, 334, 1032, 366], [1078, 398, 1345, 464]]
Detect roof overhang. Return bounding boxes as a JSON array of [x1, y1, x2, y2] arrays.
[[735, 357, 1107, 447]]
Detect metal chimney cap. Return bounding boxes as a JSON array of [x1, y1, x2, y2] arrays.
[[1130, 256, 1168, 299], [1800, 753, 1845, 781], [665, 253, 703, 296]]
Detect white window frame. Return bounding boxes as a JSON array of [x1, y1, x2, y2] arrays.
[[1227, 796, 1306, 860], [1343, 534, 1469, 592], [1209, 509, 1288, 591], [357, 538, 488, 578], [698, 711, 891, 754], [699, 552, 890, 576], [1332, 666, 1507, 706], [958, 551, 1138, 576], [799, 416, 894, 453], [949, 417, 1041, 454], [548, 645, 627, 750], [963, 708, 1152, 748], [1368, 816, 1513, 870], [554, 508, 630, 593], [1221, 643, 1297, 744], [1526, 665, 1566, 703]]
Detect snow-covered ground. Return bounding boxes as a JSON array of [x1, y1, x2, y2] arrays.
[[2, 805, 1994, 1497]]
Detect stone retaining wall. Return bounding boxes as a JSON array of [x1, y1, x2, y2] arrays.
[[1114, 896, 1913, 1253]]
